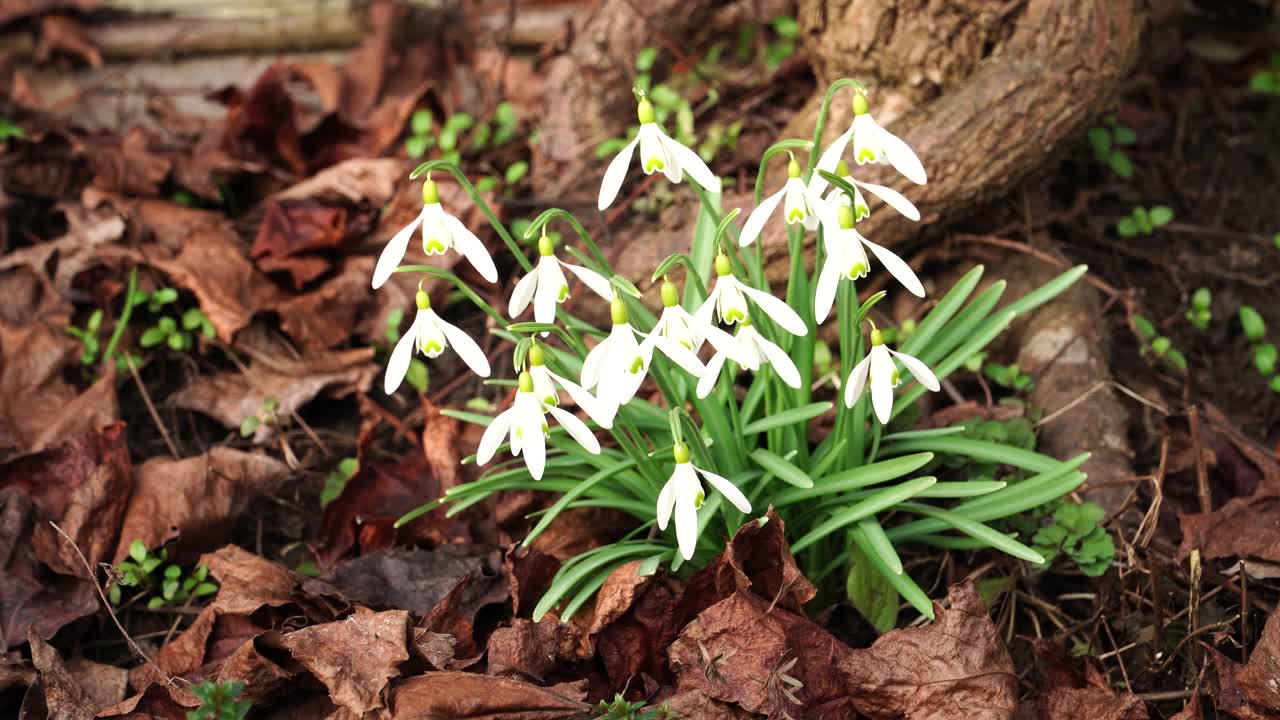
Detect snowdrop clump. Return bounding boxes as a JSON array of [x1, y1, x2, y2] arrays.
[[372, 81, 1089, 626]]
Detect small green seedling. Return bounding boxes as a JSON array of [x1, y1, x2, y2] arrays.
[[1031, 501, 1115, 577], [111, 539, 218, 609], [405, 103, 523, 192], [383, 310, 429, 392], [984, 363, 1035, 392], [592, 695, 675, 720], [1133, 313, 1187, 371], [1240, 306, 1267, 343], [1249, 52, 1280, 95], [764, 15, 800, 69], [320, 457, 359, 507], [66, 309, 106, 365], [188, 680, 251, 720], [1255, 343, 1277, 377], [239, 396, 281, 438], [1088, 114, 1137, 179], [0, 117, 24, 141], [1186, 287, 1212, 330], [1239, 305, 1276, 379], [136, 286, 215, 353], [1116, 206, 1173, 237]]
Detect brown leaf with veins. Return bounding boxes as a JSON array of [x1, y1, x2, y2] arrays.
[[1238, 603, 1280, 713], [202, 544, 300, 616], [302, 546, 499, 617], [505, 546, 560, 619], [215, 631, 296, 704], [29, 630, 97, 720], [169, 343, 374, 442], [112, 448, 289, 564], [685, 509, 815, 616], [251, 200, 376, 289], [4, 422, 132, 576], [486, 618, 580, 681], [128, 605, 216, 692], [387, 672, 590, 720], [838, 582, 1017, 720], [0, 487, 99, 649], [274, 256, 409, 351], [1016, 664, 1148, 719], [279, 608, 410, 715]]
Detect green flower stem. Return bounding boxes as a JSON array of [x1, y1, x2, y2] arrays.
[[408, 160, 530, 272], [754, 139, 813, 205], [806, 77, 868, 177], [395, 265, 506, 325], [522, 208, 611, 271], [101, 267, 138, 367]]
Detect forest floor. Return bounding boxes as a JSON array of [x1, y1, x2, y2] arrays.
[[2, 2, 1280, 719]]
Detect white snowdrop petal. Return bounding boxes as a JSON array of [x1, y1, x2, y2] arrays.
[[876, 123, 927, 185], [704, 324, 756, 369], [758, 336, 802, 388], [383, 312, 420, 394], [437, 314, 491, 378], [372, 209, 424, 289], [741, 285, 808, 337], [892, 349, 941, 392], [739, 187, 785, 247], [843, 355, 872, 409], [561, 261, 615, 301], [598, 135, 640, 211], [861, 234, 925, 298], [811, 125, 855, 196], [697, 467, 752, 514], [509, 269, 538, 317], [651, 334, 705, 376], [814, 253, 841, 324], [547, 405, 601, 454], [444, 215, 498, 283], [661, 132, 719, 192], [549, 371, 614, 429], [656, 476, 677, 530], [674, 475, 699, 560], [521, 409, 547, 480], [854, 179, 921, 222], [869, 346, 896, 424], [533, 260, 567, 326], [696, 352, 727, 399], [580, 336, 609, 390], [476, 409, 514, 465]]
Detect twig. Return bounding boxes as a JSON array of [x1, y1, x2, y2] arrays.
[[48, 521, 170, 682], [1034, 380, 1169, 429], [1188, 406, 1211, 515], [125, 354, 180, 459]]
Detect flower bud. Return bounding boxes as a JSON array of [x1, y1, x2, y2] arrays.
[[852, 92, 869, 116], [528, 343, 545, 367], [870, 328, 885, 346], [837, 203, 856, 229], [611, 296, 629, 325], [422, 178, 439, 205], [517, 371, 535, 393], [714, 253, 732, 277], [672, 442, 691, 464], [416, 289, 431, 309], [637, 98, 656, 125], [661, 279, 680, 308], [787, 156, 802, 178], [538, 232, 555, 257]]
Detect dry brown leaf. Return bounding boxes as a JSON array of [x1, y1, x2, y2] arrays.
[[129, 605, 216, 692], [387, 672, 590, 720], [274, 256, 406, 351], [64, 657, 128, 712], [113, 448, 289, 564], [169, 344, 374, 442], [504, 546, 560, 619], [215, 632, 296, 704], [0, 320, 118, 462], [82, 128, 170, 197], [274, 157, 406, 206], [486, 618, 580, 681], [0, 488, 99, 649], [1016, 664, 1148, 720], [97, 681, 198, 718], [29, 630, 98, 720], [303, 546, 498, 617], [35, 15, 102, 67], [411, 628, 457, 670], [838, 582, 1017, 720], [202, 544, 300, 616], [250, 199, 375, 289], [424, 563, 511, 659], [6, 422, 132, 576], [279, 608, 410, 715], [1237, 603, 1280, 713], [686, 509, 816, 616]]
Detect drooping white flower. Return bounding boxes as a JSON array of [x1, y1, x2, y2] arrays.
[[653, 278, 755, 364], [509, 233, 615, 330], [581, 298, 704, 425], [526, 343, 614, 429], [598, 97, 720, 211], [656, 442, 752, 560], [373, 177, 498, 289], [813, 159, 920, 223], [739, 156, 823, 246], [694, 254, 808, 337], [811, 92, 927, 197], [814, 199, 924, 324], [696, 317, 800, 398], [386, 288, 490, 394], [844, 328, 940, 424], [476, 370, 601, 480]]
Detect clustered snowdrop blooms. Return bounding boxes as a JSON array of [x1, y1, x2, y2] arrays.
[[379, 81, 1091, 628], [598, 95, 720, 211], [658, 442, 752, 560], [510, 231, 614, 327], [373, 176, 498, 289]]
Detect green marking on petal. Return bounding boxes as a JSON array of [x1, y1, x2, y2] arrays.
[[694, 489, 705, 508], [557, 284, 570, 302], [891, 369, 901, 386], [724, 308, 746, 324], [787, 208, 807, 223], [543, 395, 557, 405], [422, 340, 443, 354], [846, 262, 868, 279], [855, 202, 870, 220], [644, 156, 665, 173], [857, 147, 878, 164], [629, 356, 644, 374], [424, 238, 447, 254]]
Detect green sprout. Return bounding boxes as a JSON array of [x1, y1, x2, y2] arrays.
[[137, 287, 214, 353], [984, 363, 1035, 392], [1116, 206, 1173, 237], [111, 539, 218, 609], [1250, 52, 1280, 95], [1186, 287, 1212, 330], [188, 680, 251, 720], [1087, 114, 1137, 179], [1031, 501, 1115, 577], [1132, 314, 1186, 371], [65, 309, 105, 365], [320, 457, 359, 507], [0, 117, 24, 141], [1240, 305, 1267, 343], [239, 396, 280, 438], [592, 694, 675, 720], [405, 103, 523, 193], [764, 16, 800, 69]]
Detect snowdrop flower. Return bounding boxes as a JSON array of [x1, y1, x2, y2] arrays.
[[814, 201, 924, 324], [657, 442, 752, 560], [844, 327, 940, 424], [739, 155, 823, 246], [373, 177, 498, 289], [476, 370, 601, 480], [597, 97, 720, 211], [526, 343, 614, 429], [582, 298, 704, 424], [811, 92, 926, 197], [509, 232, 614, 331], [386, 288, 490, 394], [814, 159, 920, 223], [653, 278, 754, 363], [696, 317, 800, 397], [695, 254, 808, 337]]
